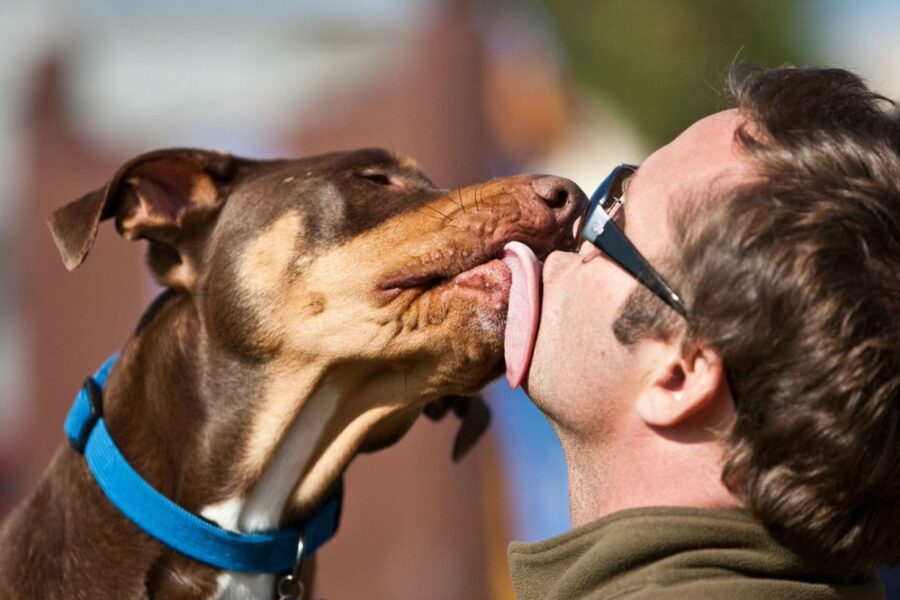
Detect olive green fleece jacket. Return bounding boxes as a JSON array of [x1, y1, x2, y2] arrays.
[[508, 507, 883, 600]]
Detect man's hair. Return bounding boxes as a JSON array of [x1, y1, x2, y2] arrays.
[[614, 65, 900, 571]]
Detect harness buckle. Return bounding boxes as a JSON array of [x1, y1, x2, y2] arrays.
[[69, 377, 104, 453]]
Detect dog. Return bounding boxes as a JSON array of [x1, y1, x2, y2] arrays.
[[0, 147, 583, 599]]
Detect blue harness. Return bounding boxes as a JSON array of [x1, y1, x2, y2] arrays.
[[64, 353, 342, 576]]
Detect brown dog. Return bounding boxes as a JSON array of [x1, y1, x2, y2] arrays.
[[0, 147, 583, 599]]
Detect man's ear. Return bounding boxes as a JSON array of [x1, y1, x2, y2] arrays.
[[47, 148, 250, 288], [635, 338, 728, 428]]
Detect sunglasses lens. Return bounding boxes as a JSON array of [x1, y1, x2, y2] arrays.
[[580, 166, 633, 244], [602, 168, 630, 218], [580, 178, 610, 244]]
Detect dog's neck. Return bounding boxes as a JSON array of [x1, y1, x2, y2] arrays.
[[2, 291, 408, 598], [110, 289, 380, 524], [99, 292, 253, 512]]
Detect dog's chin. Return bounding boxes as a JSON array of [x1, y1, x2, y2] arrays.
[[431, 307, 509, 394]]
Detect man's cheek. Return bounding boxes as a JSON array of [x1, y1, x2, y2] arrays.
[[539, 274, 580, 356]]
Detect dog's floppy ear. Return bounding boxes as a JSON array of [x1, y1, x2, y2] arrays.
[[48, 148, 247, 286], [424, 395, 491, 462]]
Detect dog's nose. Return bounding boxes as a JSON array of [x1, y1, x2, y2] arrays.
[[531, 176, 585, 212]]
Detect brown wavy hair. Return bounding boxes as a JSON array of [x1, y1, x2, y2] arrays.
[[614, 65, 900, 571]]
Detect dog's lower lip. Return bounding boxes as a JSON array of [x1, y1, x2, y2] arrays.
[[378, 256, 508, 302], [447, 258, 508, 290]]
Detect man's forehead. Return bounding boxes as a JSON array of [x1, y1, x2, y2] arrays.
[[622, 110, 749, 260], [638, 109, 748, 192]]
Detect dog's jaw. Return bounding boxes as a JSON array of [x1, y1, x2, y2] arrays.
[[235, 364, 439, 521]]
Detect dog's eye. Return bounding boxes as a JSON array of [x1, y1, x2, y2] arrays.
[[357, 171, 394, 186]]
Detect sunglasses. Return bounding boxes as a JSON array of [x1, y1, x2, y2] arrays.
[[578, 164, 688, 318]]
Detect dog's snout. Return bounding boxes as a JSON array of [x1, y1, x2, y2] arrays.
[[531, 176, 585, 212]]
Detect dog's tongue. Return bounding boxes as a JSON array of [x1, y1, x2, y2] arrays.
[[501, 241, 541, 389]]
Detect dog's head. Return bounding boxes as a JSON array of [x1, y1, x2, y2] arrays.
[[49, 147, 584, 514]]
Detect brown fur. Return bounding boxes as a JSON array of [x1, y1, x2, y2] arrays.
[[0, 147, 583, 598]]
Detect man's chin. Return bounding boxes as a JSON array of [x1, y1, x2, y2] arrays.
[[517, 322, 547, 395], [519, 358, 542, 402]]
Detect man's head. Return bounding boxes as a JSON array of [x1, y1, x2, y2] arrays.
[[528, 109, 747, 438], [528, 65, 900, 571]]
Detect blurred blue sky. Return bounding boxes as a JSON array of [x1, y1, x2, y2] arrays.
[[813, 0, 900, 95]]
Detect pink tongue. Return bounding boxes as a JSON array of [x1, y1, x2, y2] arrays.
[[501, 241, 542, 388]]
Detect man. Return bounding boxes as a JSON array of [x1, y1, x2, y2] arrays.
[[507, 65, 900, 598]]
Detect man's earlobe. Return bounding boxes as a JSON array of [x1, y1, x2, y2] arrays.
[[635, 340, 726, 428]]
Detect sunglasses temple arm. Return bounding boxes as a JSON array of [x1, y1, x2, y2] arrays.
[[597, 228, 688, 318]]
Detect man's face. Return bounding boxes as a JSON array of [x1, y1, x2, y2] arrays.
[[525, 110, 750, 439]]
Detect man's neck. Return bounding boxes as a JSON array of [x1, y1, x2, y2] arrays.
[[561, 419, 742, 528]]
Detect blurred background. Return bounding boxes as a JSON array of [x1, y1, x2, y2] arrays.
[[1, 0, 897, 597]]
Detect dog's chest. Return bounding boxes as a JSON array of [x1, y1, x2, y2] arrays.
[[211, 573, 276, 599]]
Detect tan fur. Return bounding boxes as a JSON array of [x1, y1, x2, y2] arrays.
[[237, 212, 305, 298], [190, 173, 219, 206], [241, 360, 327, 487]]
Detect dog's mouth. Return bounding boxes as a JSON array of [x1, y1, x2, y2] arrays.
[[377, 238, 551, 387], [376, 241, 546, 305]]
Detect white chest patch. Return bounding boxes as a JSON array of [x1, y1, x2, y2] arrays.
[[200, 383, 339, 599], [211, 573, 275, 600]]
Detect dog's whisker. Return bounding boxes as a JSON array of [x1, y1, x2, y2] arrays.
[[421, 206, 452, 221], [445, 191, 461, 213], [458, 188, 466, 213]]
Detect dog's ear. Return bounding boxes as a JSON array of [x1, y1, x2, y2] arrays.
[[48, 148, 248, 287], [424, 395, 491, 462], [359, 396, 491, 461]]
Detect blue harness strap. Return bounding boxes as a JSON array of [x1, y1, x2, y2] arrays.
[[64, 354, 342, 574]]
